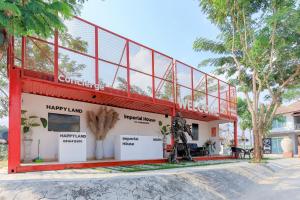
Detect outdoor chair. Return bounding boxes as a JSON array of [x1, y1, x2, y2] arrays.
[[231, 147, 244, 159], [242, 148, 254, 159]]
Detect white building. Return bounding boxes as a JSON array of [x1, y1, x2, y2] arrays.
[[270, 101, 300, 155]]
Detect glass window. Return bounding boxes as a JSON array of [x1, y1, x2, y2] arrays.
[[272, 116, 286, 129], [271, 137, 283, 154], [48, 113, 80, 132], [191, 123, 199, 141]]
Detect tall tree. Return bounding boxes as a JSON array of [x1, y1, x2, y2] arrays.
[[237, 97, 252, 147], [0, 0, 86, 118], [194, 0, 300, 161]]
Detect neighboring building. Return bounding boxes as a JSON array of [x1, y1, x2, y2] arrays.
[[270, 101, 300, 155]]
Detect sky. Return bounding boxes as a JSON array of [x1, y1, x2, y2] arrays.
[[79, 0, 220, 72], [1, 0, 251, 143], [1, 0, 222, 127]]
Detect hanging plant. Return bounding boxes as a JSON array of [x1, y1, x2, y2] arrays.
[[158, 121, 170, 136], [21, 110, 47, 134]]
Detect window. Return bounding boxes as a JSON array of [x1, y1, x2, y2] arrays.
[[191, 123, 199, 141], [48, 113, 80, 132], [272, 116, 286, 129], [294, 116, 300, 130], [271, 137, 283, 154]]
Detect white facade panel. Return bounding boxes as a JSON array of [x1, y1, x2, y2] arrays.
[[21, 93, 224, 162]]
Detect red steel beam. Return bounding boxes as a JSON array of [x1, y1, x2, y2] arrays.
[[191, 67, 194, 108], [8, 66, 22, 174], [152, 50, 155, 101], [95, 27, 99, 84], [126, 41, 130, 96], [54, 30, 58, 82]]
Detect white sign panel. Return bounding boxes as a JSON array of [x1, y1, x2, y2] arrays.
[[115, 135, 163, 160], [58, 132, 87, 163]]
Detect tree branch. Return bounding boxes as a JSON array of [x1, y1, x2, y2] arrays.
[[279, 65, 300, 89], [0, 87, 8, 98]]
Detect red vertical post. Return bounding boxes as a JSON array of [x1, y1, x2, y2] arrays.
[[21, 37, 26, 69], [172, 60, 176, 104], [234, 120, 238, 148], [170, 107, 176, 146], [95, 27, 99, 85], [191, 67, 194, 110], [8, 37, 22, 173], [229, 85, 231, 119], [54, 30, 59, 82], [126, 40, 130, 96], [205, 74, 208, 113], [151, 51, 155, 101], [218, 80, 220, 116]]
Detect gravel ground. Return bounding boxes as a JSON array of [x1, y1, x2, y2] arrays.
[[0, 159, 299, 200]]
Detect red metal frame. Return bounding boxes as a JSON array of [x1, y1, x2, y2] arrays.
[[95, 27, 99, 84], [126, 40, 130, 97], [54, 31, 58, 83], [7, 16, 238, 173], [8, 68, 22, 173], [152, 50, 155, 101]]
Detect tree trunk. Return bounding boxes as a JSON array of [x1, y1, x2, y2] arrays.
[[258, 128, 264, 158], [253, 128, 262, 162]]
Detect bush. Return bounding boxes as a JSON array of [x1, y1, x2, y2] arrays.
[[0, 144, 8, 161]]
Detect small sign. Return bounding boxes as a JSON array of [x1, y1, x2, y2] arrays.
[[211, 127, 217, 137], [263, 138, 272, 154], [115, 135, 163, 160], [123, 114, 156, 125], [58, 132, 87, 163]]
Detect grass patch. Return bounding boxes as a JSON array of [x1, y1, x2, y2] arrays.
[[104, 160, 240, 172], [94, 167, 114, 173]]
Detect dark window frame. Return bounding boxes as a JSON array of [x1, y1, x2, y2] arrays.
[[191, 123, 199, 141], [48, 113, 80, 132]]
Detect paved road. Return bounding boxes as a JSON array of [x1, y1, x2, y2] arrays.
[[0, 159, 299, 200], [242, 159, 300, 200]]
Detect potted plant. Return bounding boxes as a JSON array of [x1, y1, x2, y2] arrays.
[[21, 110, 47, 162], [87, 107, 119, 159], [204, 138, 216, 155], [158, 121, 170, 158], [281, 136, 293, 157]]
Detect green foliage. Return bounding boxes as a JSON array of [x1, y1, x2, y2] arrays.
[[21, 109, 48, 133], [40, 117, 47, 128], [194, 0, 300, 161], [158, 120, 170, 136], [0, 0, 85, 39], [0, 0, 88, 118], [283, 83, 300, 102], [194, 0, 300, 127], [237, 97, 252, 131]]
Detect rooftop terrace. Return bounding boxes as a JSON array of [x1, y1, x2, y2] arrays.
[[9, 16, 237, 121]]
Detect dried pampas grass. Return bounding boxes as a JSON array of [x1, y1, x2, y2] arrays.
[[87, 107, 119, 140]]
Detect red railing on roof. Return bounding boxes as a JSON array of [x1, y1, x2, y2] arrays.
[[11, 16, 237, 120]]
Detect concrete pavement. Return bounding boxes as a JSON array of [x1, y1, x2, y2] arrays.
[[0, 159, 299, 200]]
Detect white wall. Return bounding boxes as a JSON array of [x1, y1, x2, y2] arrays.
[[21, 93, 223, 161]]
